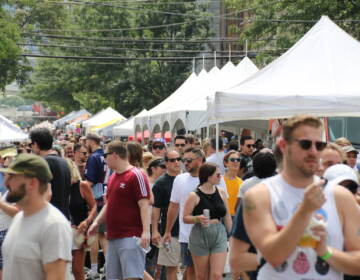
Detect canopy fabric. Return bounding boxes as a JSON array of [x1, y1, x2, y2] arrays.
[[213, 16, 360, 121], [54, 109, 91, 127], [31, 121, 54, 131], [113, 109, 148, 136], [134, 72, 199, 133], [0, 118, 28, 143], [83, 107, 126, 132]]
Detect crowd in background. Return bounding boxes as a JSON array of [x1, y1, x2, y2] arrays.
[[0, 115, 360, 280]]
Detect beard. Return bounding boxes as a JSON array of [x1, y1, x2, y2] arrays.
[[286, 148, 317, 178], [7, 183, 27, 203]]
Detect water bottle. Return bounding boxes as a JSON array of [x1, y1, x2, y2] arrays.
[[133, 236, 151, 253]]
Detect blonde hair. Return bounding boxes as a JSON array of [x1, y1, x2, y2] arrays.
[[326, 143, 347, 162], [66, 158, 81, 184], [282, 115, 323, 142], [334, 137, 351, 147]]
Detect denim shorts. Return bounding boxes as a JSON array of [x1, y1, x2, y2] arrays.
[[106, 237, 146, 280]]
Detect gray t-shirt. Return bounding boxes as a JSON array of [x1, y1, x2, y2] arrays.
[[2, 203, 72, 280], [238, 176, 262, 198]]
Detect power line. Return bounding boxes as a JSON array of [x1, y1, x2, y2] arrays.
[[18, 42, 249, 53], [22, 0, 286, 33], [48, 0, 220, 5], [21, 34, 243, 43], [21, 53, 257, 61]]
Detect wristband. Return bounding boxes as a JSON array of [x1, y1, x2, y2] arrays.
[[320, 247, 333, 261], [194, 216, 200, 224]]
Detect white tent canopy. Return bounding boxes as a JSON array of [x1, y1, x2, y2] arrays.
[[0, 117, 28, 143], [113, 109, 148, 136], [82, 107, 126, 132], [213, 16, 360, 122], [134, 71, 200, 133]]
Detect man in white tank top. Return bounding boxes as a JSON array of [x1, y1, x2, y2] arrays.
[[243, 115, 360, 280]]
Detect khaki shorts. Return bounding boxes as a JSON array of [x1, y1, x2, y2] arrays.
[[157, 237, 181, 267]]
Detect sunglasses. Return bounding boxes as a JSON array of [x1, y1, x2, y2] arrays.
[[228, 157, 241, 162], [166, 157, 182, 163], [81, 152, 87, 156], [294, 139, 327, 151], [246, 144, 255, 148], [175, 144, 186, 147], [159, 164, 166, 169], [183, 157, 198, 163], [103, 152, 112, 158], [216, 173, 221, 178], [153, 145, 165, 150]]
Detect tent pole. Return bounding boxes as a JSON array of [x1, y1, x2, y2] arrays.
[[214, 51, 217, 67], [216, 121, 219, 154], [245, 40, 248, 57], [229, 44, 231, 61], [192, 58, 195, 73], [202, 54, 205, 69]]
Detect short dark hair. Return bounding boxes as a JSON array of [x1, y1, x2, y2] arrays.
[[253, 152, 276, 179], [86, 133, 101, 145], [210, 137, 223, 150], [107, 141, 128, 160], [30, 128, 53, 151], [185, 134, 195, 144], [199, 163, 217, 185], [164, 149, 179, 161], [74, 143, 82, 153], [240, 135, 253, 146], [184, 147, 205, 163], [174, 135, 187, 143], [228, 140, 239, 151]]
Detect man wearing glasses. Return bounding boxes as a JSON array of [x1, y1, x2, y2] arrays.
[[240, 135, 255, 173], [152, 150, 182, 280], [243, 115, 360, 279], [173, 135, 187, 156], [164, 147, 205, 280], [74, 144, 88, 180], [152, 138, 167, 157]]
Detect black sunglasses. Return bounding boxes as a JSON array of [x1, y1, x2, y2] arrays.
[[228, 157, 241, 162], [175, 144, 186, 147], [153, 145, 165, 150], [103, 152, 112, 158], [182, 157, 198, 163], [81, 152, 87, 155], [166, 157, 182, 163], [294, 139, 327, 151], [246, 144, 255, 148]]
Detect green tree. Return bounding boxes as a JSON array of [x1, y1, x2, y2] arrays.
[[226, 0, 360, 65], [22, 0, 211, 116]]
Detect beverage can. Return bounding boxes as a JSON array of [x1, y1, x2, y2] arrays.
[[133, 236, 151, 253], [164, 241, 172, 253], [203, 209, 210, 227]]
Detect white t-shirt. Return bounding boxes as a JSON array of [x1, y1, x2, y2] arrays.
[[0, 192, 14, 231], [2, 203, 72, 280], [206, 151, 226, 174], [170, 172, 228, 243], [170, 173, 199, 243]]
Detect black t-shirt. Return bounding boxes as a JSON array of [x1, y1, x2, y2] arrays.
[[231, 203, 259, 280], [45, 154, 71, 219], [152, 173, 179, 237]]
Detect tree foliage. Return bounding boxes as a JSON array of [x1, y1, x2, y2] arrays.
[[226, 0, 360, 66], [21, 0, 211, 116]]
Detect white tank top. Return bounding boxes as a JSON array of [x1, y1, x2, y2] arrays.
[[257, 174, 344, 280]]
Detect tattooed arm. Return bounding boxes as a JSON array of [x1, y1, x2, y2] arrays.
[[243, 182, 318, 267]]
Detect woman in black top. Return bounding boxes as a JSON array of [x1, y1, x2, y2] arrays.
[[184, 163, 232, 280]]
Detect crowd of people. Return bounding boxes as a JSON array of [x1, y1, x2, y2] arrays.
[[0, 114, 360, 280]]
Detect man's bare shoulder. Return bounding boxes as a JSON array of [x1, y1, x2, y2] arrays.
[[243, 183, 269, 214]]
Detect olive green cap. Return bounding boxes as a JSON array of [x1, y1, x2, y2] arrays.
[[0, 153, 53, 182]]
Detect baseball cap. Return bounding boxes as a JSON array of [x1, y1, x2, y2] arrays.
[[343, 145, 359, 154], [0, 147, 17, 158], [152, 138, 166, 146], [0, 153, 53, 182], [323, 163, 359, 185]]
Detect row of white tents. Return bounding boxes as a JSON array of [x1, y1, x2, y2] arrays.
[[4, 16, 360, 143]]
